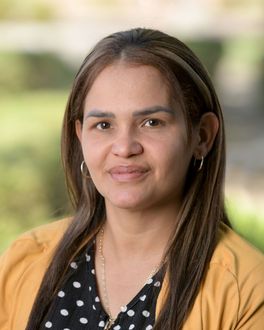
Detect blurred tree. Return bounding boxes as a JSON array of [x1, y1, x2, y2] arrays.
[[186, 39, 224, 77], [0, 91, 70, 251], [0, 52, 75, 92]]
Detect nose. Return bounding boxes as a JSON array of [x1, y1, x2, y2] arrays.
[[111, 129, 143, 158]]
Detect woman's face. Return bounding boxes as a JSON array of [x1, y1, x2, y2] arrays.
[[76, 62, 197, 212]]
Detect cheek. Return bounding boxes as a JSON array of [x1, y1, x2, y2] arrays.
[[81, 138, 107, 171], [80, 138, 93, 162], [156, 140, 191, 177]]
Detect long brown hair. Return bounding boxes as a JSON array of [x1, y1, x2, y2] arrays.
[[26, 28, 230, 329]]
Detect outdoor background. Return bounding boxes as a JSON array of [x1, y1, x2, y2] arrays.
[[0, 0, 263, 253]]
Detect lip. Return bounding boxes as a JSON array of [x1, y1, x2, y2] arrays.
[[108, 165, 149, 182]]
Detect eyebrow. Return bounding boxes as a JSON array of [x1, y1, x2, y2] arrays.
[[85, 110, 115, 119], [84, 106, 175, 120]]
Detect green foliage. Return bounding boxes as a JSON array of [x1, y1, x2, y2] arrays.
[[227, 199, 264, 253], [0, 90, 71, 252], [186, 39, 224, 77], [0, 52, 76, 92]]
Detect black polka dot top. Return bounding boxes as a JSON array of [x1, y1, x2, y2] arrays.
[[40, 240, 165, 330]]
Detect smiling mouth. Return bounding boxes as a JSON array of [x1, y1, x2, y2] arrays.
[[108, 166, 149, 182]]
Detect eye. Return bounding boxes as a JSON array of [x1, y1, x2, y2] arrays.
[[143, 119, 164, 127], [96, 121, 111, 130]]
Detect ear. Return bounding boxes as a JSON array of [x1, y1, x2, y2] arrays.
[[75, 120, 83, 143], [194, 112, 219, 158]]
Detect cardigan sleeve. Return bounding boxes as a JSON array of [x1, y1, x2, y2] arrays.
[[198, 261, 264, 330], [0, 219, 70, 330], [178, 224, 264, 330], [0, 235, 46, 329], [235, 261, 264, 330]]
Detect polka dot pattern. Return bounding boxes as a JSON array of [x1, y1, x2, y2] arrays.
[[98, 320, 105, 327], [73, 281, 81, 288], [58, 290, 65, 298], [127, 309, 135, 317], [79, 317, 88, 324], [142, 310, 150, 317], [45, 321, 52, 328], [60, 309, 69, 316], [70, 262, 78, 269], [76, 300, 84, 307], [121, 305, 127, 312], [40, 240, 164, 329]]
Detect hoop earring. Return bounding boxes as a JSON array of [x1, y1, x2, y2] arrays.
[[196, 156, 204, 172], [80, 160, 91, 179]]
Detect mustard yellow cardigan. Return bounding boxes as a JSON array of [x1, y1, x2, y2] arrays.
[[0, 218, 263, 330]]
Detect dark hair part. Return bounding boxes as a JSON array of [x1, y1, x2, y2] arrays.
[[26, 28, 230, 329]]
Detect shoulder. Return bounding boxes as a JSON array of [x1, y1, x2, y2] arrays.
[[14, 217, 72, 248], [198, 223, 264, 329], [0, 217, 72, 266], [213, 222, 264, 271], [211, 222, 264, 291], [159, 223, 264, 329], [0, 218, 72, 329], [183, 223, 264, 329], [0, 217, 73, 286], [0, 216, 73, 283]]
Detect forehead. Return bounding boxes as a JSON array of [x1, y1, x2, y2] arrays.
[[84, 62, 173, 112]]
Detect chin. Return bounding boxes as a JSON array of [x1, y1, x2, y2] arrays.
[[107, 194, 147, 210]]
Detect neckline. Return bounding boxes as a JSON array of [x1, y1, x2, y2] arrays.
[[87, 241, 165, 322]]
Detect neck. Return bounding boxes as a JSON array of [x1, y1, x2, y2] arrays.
[[101, 201, 178, 263]]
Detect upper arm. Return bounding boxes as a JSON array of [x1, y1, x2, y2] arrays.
[[0, 237, 45, 329], [236, 262, 264, 330]]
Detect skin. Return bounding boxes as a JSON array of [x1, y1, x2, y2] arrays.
[[76, 61, 219, 318]]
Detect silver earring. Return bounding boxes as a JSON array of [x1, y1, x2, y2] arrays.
[[80, 160, 91, 179], [196, 156, 204, 171]]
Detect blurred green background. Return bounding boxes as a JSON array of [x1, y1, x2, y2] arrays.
[[0, 0, 263, 253]]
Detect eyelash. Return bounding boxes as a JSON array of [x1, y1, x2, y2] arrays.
[[93, 118, 165, 130], [143, 118, 164, 127], [95, 122, 111, 130]]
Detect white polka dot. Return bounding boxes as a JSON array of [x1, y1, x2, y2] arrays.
[[99, 321, 105, 327], [129, 325, 135, 329], [91, 269, 95, 274], [63, 328, 70, 330], [146, 326, 153, 330], [95, 296, 100, 302], [45, 321, 52, 328], [121, 305, 127, 312], [80, 317, 88, 324], [58, 290, 65, 297], [60, 309, 69, 316], [92, 304, 96, 310], [127, 309, 135, 317], [70, 261, 78, 269], [113, 326, 121, 330], [86, 254, 91, 262], [140, 294, 146, 301], [142, 310, 150, 317], [146, 278, 153, 284], [154, 281, 161, 287], [76, 300, 84, 307], [89, 286, 92, 291], [73, 281, 81, 288]]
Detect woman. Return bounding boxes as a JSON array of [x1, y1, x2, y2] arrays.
[[0, 28, 263, 330]]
